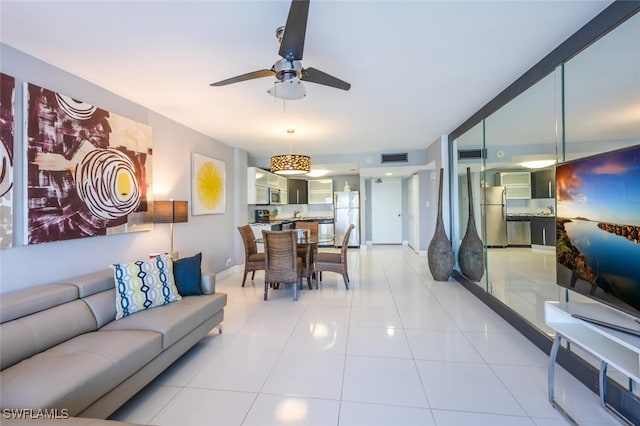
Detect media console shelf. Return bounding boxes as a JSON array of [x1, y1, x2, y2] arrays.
[[544, 301, 640, 425]]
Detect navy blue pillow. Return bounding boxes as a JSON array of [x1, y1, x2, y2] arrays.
[[173, 252, 203, 296]]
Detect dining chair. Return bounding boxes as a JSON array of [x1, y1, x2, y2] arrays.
[[237, 224, 265, 287], [294, 221, 318, 253], [262, 230, 304, 301], [315, 224, 354, 289], [295, 221, 319, 283]]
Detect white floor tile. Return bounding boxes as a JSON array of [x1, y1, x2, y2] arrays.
[[347, 326, 412, 358], [242, 394, 340, 426], [284, 321, 349, 354], [110, 384, 181, 424], [150, 388, 255, 426], [187, 346, 281, 392], [261, 351, 345, 400], [432, 409, 535, 425], [108, 246, 629, 426], [463, 330, 549, 367], [349, 306, 403, 328], [416, 360, 526, 416], [342, 356, 428, 408], [339, 401, 435, 426], [405, 329, 484, 362]]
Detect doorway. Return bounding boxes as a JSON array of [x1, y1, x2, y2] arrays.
[[371, 178, 402, 244]]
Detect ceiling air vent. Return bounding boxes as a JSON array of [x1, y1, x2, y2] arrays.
[[458, 149, 487, 160], [381, 153, 408, 163]]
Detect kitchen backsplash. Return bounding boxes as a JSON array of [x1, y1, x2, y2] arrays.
[[506, 198, 556, 215], [248, 204, 333, 221]]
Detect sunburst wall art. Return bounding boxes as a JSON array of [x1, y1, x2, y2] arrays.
[[192, 153, 225, 215], [25, 83, 154, 245], [0, 73, 15, 249]]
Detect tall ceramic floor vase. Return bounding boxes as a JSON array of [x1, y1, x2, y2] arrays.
[[428, 168, 454, 281], [459, 167, 484, 281]]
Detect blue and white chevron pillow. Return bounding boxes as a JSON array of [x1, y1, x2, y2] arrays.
[[112, 255, 182, 320]]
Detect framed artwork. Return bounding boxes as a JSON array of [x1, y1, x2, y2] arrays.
[[192, 152, 225, 215], [24, 83, 154, 245], [0, 73, 15, 249]]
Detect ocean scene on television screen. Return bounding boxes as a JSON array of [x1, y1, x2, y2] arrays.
[[556, 145, 640, 312]]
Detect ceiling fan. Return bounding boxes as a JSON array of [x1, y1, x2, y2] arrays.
[[210, 0, 351, 100]]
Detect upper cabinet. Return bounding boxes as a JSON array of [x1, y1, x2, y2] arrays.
[[308, 179, 333, 204], [247, 167, 288, 205], [499, 172, 531, 199], [532, 169, 555, 199], [247, 167, 269, 205], [287, 179, 308, 204]]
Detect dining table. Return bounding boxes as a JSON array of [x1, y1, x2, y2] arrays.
[[256, 232, 334, 287]]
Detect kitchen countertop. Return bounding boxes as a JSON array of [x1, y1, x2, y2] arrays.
[[507, 213, 556, 221], [251, 217, 333, 225]]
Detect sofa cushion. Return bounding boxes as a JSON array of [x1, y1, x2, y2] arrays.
[[61, 269, 116, 298], [0, 284, 78, 324], [173, 252, 203, 296], [112, 255, 181, 320], [101, 293, 227, 350], [81, 288, 117, 329], [0, 300, 98, 370], [0, 330, 161, 416]]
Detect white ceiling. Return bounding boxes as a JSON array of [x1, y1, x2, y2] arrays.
[[0, 1, 614, 177]]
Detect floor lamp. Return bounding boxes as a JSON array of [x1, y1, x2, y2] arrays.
[[154, 200, 188, 260]]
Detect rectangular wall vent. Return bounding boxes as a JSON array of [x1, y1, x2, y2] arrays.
[[458, 149, 487, 160], [381, 153, 408, 163]]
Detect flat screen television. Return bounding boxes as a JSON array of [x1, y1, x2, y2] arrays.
[[556, 144, 640, 335]]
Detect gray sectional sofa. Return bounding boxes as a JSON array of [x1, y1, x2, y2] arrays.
[[0, 269, 227, 422]]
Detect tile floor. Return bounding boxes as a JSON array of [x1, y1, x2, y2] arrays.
[[111, 245, 623, 425]]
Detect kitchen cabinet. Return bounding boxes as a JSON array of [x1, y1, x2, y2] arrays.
[[308, 179, 333, 204], [247, 167, 288, 205], [247, 167, 269, 205], [287, 178, 308, 204], [499, 172, 531, 199], [532, 169, 555, 199], [531, 216, 555, 247]]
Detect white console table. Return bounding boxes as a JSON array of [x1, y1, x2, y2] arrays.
[[544, 301, 640, 425]]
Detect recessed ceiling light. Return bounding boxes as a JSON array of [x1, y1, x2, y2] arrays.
[[385, 172, 393, 176], [520, 160, 556, 169], [306, 169, 329, 177]]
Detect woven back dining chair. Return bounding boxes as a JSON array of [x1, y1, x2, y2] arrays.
[[262, 230, 304, 301], [237, 224, 265, 287], [315, 224, 354, 289], [294, 221, 319, 284]]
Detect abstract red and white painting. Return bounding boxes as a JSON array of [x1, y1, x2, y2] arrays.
[[25, 83, 154, 244], [0, 73, 15, 248]]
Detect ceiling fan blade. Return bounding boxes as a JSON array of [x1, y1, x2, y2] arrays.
[[278, 0, 310, 61], [301, 67, 351, 91], [210, 69, 275, 86]]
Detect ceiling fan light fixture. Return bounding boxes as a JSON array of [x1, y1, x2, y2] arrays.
[[267, 78, 306, 100], [271, 154, 311, 175]]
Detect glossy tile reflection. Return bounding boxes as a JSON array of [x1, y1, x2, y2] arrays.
[[111, 246, 623, 425]]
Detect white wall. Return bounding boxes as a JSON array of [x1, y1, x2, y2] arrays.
[[0, 44, 246, 293]]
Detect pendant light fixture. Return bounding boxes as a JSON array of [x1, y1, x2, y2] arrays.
[[270, 129, 311, 175]]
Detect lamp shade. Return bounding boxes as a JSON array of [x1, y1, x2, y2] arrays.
[[270, 154, 311, 175], [154, 200, 188, 223]]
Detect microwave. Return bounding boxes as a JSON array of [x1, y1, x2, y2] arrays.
[[269, 188, 284, 205]]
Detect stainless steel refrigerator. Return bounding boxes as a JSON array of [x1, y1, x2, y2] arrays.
[[334, 191, 360, 248], [481, 186, 507, 247]]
